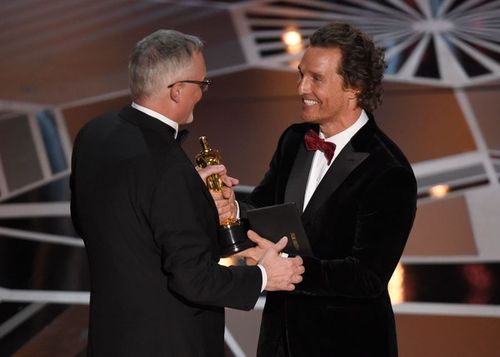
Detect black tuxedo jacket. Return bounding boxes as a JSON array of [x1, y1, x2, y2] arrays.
[[242, 115, 417, 356], [70, 106, 261, 356]]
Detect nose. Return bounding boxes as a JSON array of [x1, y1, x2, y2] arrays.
[[297, 76, 310, 95]]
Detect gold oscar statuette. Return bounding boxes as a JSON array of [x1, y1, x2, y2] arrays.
[[196, 136, 255, 257]]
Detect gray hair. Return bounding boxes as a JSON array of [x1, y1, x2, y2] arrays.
[[129, 29, 204, 100]]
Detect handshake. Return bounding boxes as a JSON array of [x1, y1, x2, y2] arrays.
[[197, 164, 305, 292]]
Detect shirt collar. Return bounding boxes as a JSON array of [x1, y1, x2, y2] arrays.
[[131, 102, 179, 139], [320, 110, 369, 144]]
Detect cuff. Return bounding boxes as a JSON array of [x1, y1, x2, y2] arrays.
[[257, 264, 267, 292]]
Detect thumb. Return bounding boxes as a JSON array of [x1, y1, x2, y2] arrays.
[[229, 176, 239, 186], [273, 236, 288, 252], [220, 174, 239, 188]]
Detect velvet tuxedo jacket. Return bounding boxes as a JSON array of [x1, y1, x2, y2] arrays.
[[242, 115, 417, 357], [70, 106, 261, 357]]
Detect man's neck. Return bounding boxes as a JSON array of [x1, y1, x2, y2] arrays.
[[319, 108, 362, 138]]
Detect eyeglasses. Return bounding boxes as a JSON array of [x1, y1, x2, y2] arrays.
[[167, 79, 211, 92]]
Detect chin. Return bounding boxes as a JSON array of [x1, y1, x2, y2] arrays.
[[301, 114, 318, 124]]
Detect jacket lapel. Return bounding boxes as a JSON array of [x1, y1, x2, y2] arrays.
[[284, 136, 315, 212], [301, 142, 369, 224]]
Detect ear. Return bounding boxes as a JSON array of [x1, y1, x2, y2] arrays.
[[347, 86, 360, 101], [169, 83, 182, 103]]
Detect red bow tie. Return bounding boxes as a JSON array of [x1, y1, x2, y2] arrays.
[[304, 129, 336, 165]]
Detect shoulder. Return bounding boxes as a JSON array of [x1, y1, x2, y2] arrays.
[[277, 122, 315, 149], [355, 118, 416, 187], [357, 117, 413, 173], [80, 111, 120, 132], [282, 122, 314, 139], [373, 129, 411, 167], [73, 111, 122, 146], [369, 133, 417, 194]]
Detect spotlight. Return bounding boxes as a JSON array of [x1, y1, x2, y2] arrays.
[[429, 184, 450, 198], [282, 29, 303, 54]]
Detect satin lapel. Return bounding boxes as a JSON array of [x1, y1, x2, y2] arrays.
[[302, 142, 369, 224], [284, 142, 314, 212]]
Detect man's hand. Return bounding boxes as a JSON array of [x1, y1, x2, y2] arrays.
[[216, 186, 237, 222], [196, 164, 239, 223], [196, 164, 239, 187], [236, 230, 274, 265], [259, 237, 304, 291]]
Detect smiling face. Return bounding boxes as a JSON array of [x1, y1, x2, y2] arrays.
[[297, 47, 359, 132]]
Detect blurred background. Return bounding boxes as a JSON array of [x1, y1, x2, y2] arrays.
[[0, 0, 499, 356]]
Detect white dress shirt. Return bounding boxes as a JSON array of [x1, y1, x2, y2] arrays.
[[131, 102, 179, 138], [303, 110, 369, 211]]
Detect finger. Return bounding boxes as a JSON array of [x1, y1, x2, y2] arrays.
[[210, 191, 225, 201], [291, 275, 303, 284], [289, 256, 303, 267], [217, 206, 232, 218], [235, 247, 257, 259], [234, 251, 249, 259], [228, 176, 239, 186], [220, 174, 238, 187], [273, 236, 288, 252], [218, 212, 231, 221], [215, 202, 233, 214], [247, 230, 272, 244], [216, 206, 232, 218], [214, 199, 231, 209], [198, 165, 227, 181], [221, 187, 234, 199], [215, 205, 231, 216], [291, 265, 305, 276], [247, 230, 265, 243], [245, 257, 257, 266], [205, 164, 226, 175]]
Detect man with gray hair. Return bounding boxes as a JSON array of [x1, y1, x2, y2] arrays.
[[70, 29, 304, 356]]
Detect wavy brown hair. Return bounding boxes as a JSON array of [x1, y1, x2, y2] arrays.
[[309, 23, 386, 112]]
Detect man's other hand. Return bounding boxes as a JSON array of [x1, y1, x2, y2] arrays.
[[236, 230, 274, 265], [196, 164, 239, 223], [259, 237, 304, 291], [196, 164, 239, 187]]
